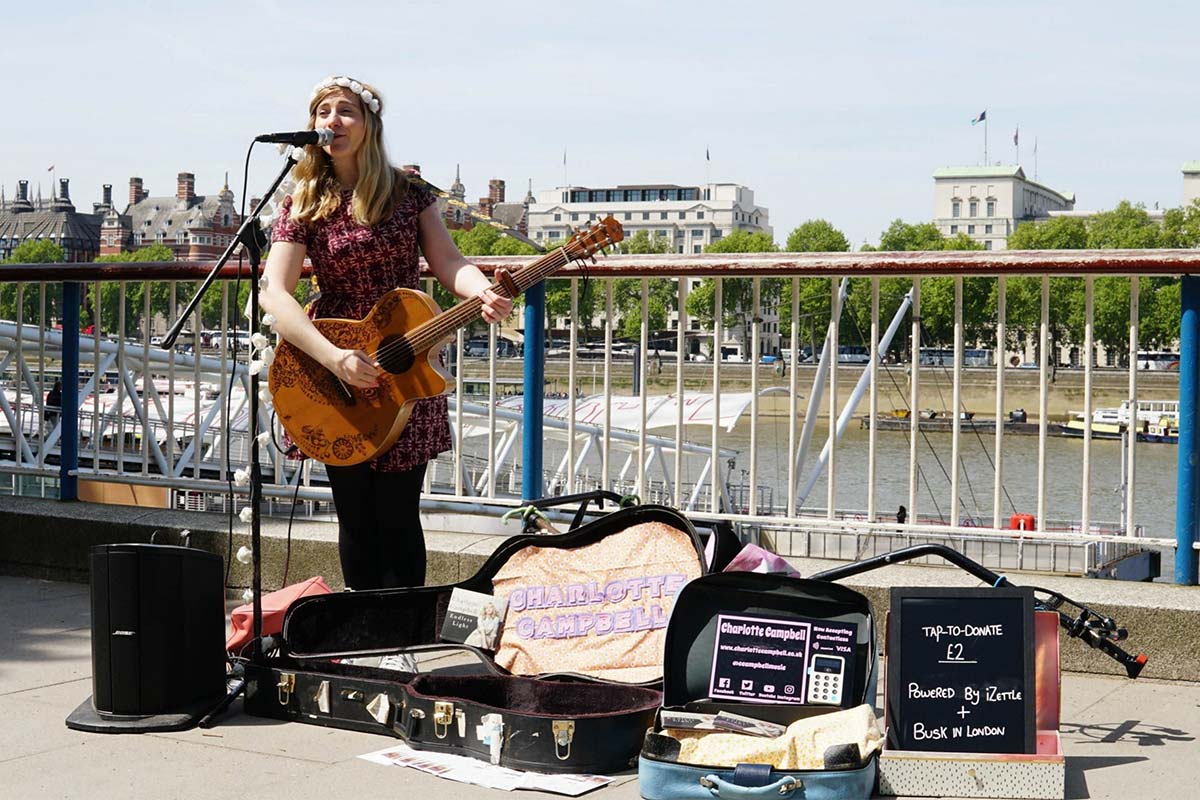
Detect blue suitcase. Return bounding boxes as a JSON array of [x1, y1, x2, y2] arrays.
[[638, 572, 878, 800]]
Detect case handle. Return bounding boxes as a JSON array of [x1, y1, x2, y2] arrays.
[[699, 775, 802, 799]]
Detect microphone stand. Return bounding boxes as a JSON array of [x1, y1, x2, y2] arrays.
[[164, 148, 300, 667]]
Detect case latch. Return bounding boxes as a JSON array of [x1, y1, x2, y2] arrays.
[[552, 719, 575, 761], [276, 673, 295, 706], [434, 701, 455, 739], [404, 707, 426, 739]]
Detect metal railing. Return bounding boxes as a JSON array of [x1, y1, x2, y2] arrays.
[[1, 250, 1197, 582]]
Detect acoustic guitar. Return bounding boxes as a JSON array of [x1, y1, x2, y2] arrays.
[[268, 217, 623, 466]]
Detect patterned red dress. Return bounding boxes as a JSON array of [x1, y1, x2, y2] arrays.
[[272, 183, 453, 472]]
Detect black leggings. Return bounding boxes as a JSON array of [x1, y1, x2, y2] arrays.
[[325, 462, 428, 590]]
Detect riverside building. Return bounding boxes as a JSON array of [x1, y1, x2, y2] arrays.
[[0, 179, 106, 262], [527, 182, 771, 254], [1184, 162, 1200, 206], [100, 173, 242, 261], [932, 166, 1075, 250], [527, 182, 777, 360]]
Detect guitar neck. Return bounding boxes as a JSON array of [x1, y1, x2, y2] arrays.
[[404, 245, 576, 353]]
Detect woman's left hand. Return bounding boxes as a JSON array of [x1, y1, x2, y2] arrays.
[[478, 269, 514, 323]]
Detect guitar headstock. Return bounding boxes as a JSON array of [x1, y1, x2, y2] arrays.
[[566, 216, 624, 260]]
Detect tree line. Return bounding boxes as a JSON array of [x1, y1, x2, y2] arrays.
[[0, 241, 307, 336], [448, 200, 1196, 363]]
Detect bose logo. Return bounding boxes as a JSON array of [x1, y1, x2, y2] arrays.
[[112, 630, 137, 637]]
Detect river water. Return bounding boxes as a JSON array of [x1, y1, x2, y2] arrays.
[[468, 395, 1179, 538], [706, 418, 1178, 537]]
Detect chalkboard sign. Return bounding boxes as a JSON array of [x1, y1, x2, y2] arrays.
[[886, 587, 1035, 754]]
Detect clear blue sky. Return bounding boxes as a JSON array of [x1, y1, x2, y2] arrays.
[[4, 0, 1197, 248]]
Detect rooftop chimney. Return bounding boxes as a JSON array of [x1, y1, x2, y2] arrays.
[[129, 177, 145, 207], [11, 179, 34, 213], [177, 172, 196, 209], [489, 179, 506, 204], [94, 183, 115, 214], [51, 178, 75, 211]]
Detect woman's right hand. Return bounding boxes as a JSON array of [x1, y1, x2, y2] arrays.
[[325, 348, 380, 388]]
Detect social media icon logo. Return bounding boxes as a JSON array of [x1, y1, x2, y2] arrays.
[[764, 684, 776, 694], [784, 685, 795, 695], [718, 678, 730, 689], [740, 680, 754, 691]]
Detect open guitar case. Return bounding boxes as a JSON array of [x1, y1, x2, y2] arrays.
[[244, 491, 739, 774]]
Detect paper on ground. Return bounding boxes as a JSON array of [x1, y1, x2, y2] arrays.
[[359, 742, 614, 796]]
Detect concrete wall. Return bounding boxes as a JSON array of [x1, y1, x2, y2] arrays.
[[1, 495, 1196, 681]]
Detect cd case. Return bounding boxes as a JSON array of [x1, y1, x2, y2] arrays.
[[441, 588, 508, 650]]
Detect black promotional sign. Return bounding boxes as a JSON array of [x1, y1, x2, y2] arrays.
[[886, 587, 1035, 754]]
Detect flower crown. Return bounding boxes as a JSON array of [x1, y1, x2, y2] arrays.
[[310, 76, 382, 115]]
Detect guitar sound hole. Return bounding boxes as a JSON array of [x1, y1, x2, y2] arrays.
[[376, 336, 415, 374]]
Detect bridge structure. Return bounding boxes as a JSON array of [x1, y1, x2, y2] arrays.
[[0, 250, 1197, 584]]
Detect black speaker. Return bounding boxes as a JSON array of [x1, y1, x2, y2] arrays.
[[66, 544, 227, 733]]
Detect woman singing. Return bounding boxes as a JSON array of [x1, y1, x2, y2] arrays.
[[261, 76, 512, 590]]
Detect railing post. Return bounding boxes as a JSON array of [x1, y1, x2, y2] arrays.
[[522, 283, 545, 500], [1176, 275, 1199, 585], [60, 281, 80, 501]]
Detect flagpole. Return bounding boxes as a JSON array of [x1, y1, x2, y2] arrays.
[[1034, 138, 1039, 181], [984, 116, 989, 165]]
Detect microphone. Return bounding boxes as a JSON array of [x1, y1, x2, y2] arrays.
[[254, 129, 334, 147]]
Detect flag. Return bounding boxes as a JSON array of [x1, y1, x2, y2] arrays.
[[706, 147, 710, 162], [562, 150, 566, 166], [46, 164, 54, 172], [970, 110, 987, 126], [1013, 127, 1019, 146]]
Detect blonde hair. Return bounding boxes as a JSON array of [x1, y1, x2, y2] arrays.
[[288, 77, 407, 227]]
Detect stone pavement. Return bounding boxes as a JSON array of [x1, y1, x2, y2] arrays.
[[1, 575, 1197, 800]]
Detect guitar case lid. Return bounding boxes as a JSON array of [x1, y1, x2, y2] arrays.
[[662, 572, 876, 714]]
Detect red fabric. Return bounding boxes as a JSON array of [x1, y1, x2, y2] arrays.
[[272, 184, 452, 472], [226, 576, 333, 654]]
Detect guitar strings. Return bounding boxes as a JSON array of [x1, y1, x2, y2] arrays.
[[369, 245, 572, 364], [368, 233, 604, 367]]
